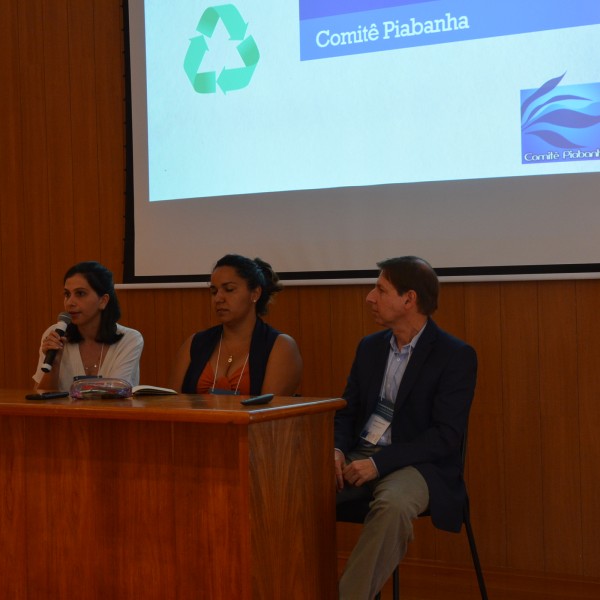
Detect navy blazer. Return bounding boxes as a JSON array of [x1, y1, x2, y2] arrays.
[[335, 319, 477, 532]]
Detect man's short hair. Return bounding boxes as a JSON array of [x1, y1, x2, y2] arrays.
[[376, 256, 439, 316]]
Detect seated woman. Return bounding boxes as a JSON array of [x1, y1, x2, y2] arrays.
[[33, 261, 144, 391], [170, 254, 302, 396]]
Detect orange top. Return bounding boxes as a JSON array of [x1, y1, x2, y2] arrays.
[[196, 360, 251, 395]]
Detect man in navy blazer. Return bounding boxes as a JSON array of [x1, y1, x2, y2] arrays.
[[335, 256, 477, 599]]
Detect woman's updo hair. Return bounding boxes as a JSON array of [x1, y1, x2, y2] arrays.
[[213, 254, 283, 316]]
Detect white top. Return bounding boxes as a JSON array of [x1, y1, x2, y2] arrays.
[[32, 324, 144, 391]]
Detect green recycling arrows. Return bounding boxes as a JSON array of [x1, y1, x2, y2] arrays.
[[184, 4, 260, 94]]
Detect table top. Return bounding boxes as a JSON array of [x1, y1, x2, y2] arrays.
[[0, 388, 345, 424]]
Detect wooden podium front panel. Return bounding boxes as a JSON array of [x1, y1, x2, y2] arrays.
[[0, 393, 343, 599], [0, 416, 27, 599], [171, 414, 339, 599], [22, 417, 178, 599], [249, 412, 338, 599], [172, 421, 253, 599]]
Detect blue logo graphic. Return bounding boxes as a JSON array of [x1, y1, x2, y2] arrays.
[[521, 73, 600, 164]]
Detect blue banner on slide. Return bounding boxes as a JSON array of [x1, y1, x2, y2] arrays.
[[299, 0, 600, 61], [299, 0, 437, 21]]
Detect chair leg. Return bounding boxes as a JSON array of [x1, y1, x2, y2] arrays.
[[374, 566, 398, 600], [392, 566, 399, 600], [463, 500, 489, 600]]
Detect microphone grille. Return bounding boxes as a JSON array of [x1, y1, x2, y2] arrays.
[[57, 311, 72, 326]]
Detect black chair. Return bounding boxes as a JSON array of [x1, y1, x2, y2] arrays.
[[336, 432, 488, 600]]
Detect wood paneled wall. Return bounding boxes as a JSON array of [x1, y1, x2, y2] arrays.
[[2, 0, 599, 587]]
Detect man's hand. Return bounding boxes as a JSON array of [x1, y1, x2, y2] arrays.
[[343, 458, 378, 487]]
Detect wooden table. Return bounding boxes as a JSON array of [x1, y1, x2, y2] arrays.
[[0, 390, 345, 599]]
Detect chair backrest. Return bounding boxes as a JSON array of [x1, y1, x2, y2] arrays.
[[461, 423, 469, 474]]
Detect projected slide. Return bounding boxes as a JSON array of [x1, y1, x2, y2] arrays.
[[143, 0, 600, 203], [127, 1, 600, 282]]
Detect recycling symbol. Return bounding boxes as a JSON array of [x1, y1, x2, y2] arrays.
[[183, 4, 260, 94]]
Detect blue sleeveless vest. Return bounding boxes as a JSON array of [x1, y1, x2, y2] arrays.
[[181, 318, 280, 394]]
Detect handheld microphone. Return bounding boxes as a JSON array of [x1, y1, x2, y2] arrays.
[[41, 312, 72, 373]]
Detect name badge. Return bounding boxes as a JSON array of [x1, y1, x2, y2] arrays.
[[360, 413, 391, 445], [360, 394, 394, 445]]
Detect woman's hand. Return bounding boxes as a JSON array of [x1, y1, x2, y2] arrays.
[[40, 330, 65, 357], [35, 331, 65, 391]]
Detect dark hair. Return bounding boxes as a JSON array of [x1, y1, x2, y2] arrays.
[[213, 254, 283, 316], [63, 261, 124, 344], [376, 256, 439, 316]]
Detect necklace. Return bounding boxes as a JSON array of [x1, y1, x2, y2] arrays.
[[221, 334, 250, 368], [212, 334, 249, 394], [83, 343, 105, 374], [221, 339, 234, 364]]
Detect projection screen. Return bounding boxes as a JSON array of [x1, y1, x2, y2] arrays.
[[124, 0, 600, 284]]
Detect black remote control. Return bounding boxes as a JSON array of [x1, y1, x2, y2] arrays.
[[240, 393, 274, 406], [25, 391, 69, 400]]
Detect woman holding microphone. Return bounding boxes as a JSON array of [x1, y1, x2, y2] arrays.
[[33, 261, 143, 391]]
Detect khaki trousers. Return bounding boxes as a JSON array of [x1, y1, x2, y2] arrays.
[[337, 446, 429, 600]]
